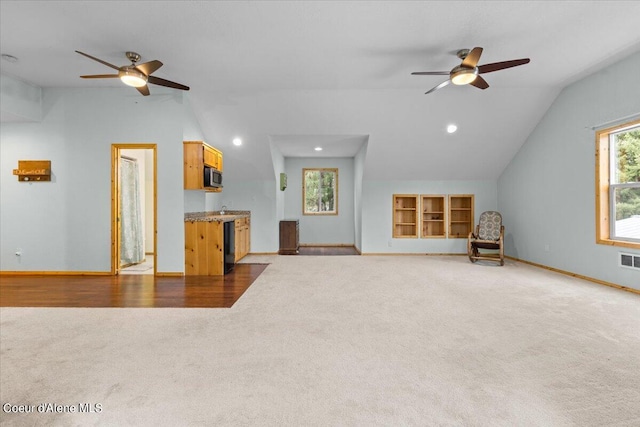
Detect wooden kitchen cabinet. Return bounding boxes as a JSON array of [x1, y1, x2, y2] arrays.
[[279, 220, 299, 255], [184, 141, 223, 192], [203, 144, 223, 172], [234, 217, 251, 262]]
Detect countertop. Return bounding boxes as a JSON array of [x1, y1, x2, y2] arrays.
[[184, 210, 250, 222]]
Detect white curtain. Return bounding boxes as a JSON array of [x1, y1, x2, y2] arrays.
[[120, 157, 144, 267]]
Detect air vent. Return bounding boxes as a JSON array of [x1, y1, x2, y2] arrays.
[[619, 252, 640, 271]]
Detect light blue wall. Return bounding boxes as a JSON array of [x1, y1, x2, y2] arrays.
[[217, 180, 279, 252], [0, 87, 196, 273], [182, 95, 209, 213], [284, 157, 355, 245], [498, 52, 640, 289], [353, 140, 368, 252], [270, 141, 286, 221], [1, 74, 42, 122], [362, 180, 498, 253]]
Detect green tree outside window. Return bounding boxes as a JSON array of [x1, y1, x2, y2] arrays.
[[303, 168, 338, 215], [613, 128, 640, 220]]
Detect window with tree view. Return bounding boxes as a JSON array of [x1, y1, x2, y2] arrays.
[[303, 168, 338, 215], [610, 124, 640, 241], [596, 119, 640, 247]]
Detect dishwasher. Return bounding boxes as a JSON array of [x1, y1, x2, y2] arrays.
[[223, 220, 235, 274]]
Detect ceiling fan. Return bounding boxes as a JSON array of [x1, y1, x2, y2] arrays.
[[412, 47, 530, 94], [75, 50, 189, 96]]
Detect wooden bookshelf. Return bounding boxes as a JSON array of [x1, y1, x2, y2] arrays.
[[421, 195, 446, 238], [393, 194, 418, 238], [448, 194, 474, 238]]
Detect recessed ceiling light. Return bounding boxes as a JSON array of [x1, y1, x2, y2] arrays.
[[314, 147, 323, 151], [447, 124, 458, 134], [1, 54, 18, 63], [233, 138, 242, 146]]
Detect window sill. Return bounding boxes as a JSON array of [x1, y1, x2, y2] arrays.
[[597, 238, 640, 250]]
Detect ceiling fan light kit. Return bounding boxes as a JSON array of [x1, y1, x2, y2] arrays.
[[118, 67, 147, 87], [450, 66, 478, 85], [75, 50, 189, 96], [412, 47, 530, 94]]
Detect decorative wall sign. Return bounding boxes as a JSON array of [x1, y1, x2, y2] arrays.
[[12, 160, 51, 182]]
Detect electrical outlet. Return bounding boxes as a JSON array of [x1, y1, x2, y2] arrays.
[[388, 240, 393, 248]]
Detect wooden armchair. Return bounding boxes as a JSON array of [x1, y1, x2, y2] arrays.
[[467, 211, 504, 266]]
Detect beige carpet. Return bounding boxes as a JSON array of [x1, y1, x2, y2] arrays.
[[1, 256, 639, 426]]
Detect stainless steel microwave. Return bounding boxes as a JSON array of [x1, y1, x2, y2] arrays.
[[204, 167, 222, 188]]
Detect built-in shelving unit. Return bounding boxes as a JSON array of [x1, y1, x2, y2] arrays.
[[448, 194, 474, 238], [421, 195, 446, 238], [393, 194, 418, 238]]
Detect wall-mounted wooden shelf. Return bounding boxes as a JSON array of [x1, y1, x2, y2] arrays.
[[12, 160, 51, 182]]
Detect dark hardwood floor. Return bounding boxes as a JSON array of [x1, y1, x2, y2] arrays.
[[0, 247, 357, 308], [298, 246, 359, 255], [0, 264, 268, 308]]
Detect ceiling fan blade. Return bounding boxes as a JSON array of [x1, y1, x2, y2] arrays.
[[75, 50, 120, 71], [135, 60, 163, 76], [148, 75, 190, 91], [136, 85, 150, 96], [80, 74, 119, 79], [478, 58, 530, 74], [469, 75, 489, 90], [425, 79, 451, 94], [461, 47, 483, 68], [411, 71, 449, 76]]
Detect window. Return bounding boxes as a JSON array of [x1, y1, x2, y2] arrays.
[[596, 119, 640, 248], [303, 168, 338, 215]]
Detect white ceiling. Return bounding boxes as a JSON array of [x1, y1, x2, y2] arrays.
[[2, 1, 640, 180]]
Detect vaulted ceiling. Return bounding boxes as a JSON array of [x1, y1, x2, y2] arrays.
[[2, 1, 640, 180]]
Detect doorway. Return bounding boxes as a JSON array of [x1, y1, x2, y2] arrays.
[[111, 144, 157, 275]]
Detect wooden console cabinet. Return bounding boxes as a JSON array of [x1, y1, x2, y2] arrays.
[[279, 220, 299, 255]]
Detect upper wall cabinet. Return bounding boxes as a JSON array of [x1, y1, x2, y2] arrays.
[[184, 141, 223, 192], [203, 144, 223, 172]]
